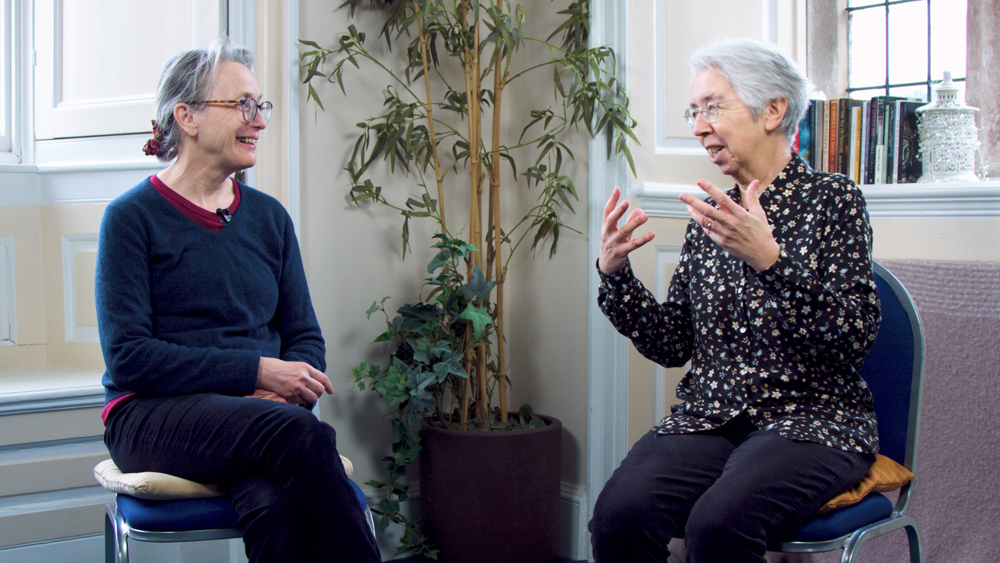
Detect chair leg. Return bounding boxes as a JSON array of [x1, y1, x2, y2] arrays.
[[905, 524, 924, 563], [112, 507, 130, 563], [105, 512, 115, 563]]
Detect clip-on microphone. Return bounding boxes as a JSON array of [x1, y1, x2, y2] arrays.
[[216, 208, 233, 224]]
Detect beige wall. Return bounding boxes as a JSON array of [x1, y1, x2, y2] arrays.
[[0, 203, 106, 372], [0, 207, 47, 368]]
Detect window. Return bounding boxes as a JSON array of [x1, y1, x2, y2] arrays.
[[1, 0, 12, 155], [847, 0, 967, 101]]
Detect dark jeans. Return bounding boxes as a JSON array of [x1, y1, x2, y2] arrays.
[[105, 393, 380, 563], [589, 414, 874, 563]]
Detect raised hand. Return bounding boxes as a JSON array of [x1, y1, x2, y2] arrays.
[[599, 186, 656, 275], [256, 357, 334, 406], [679, 179, 781, 272]]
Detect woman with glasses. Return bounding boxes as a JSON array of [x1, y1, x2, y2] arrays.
[[95, 37, 380, 562], [590, 39, 880, 563]]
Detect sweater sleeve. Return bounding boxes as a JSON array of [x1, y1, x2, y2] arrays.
[[96, 199, 260, 397], [596, 232, 695, 368], [270, 210, 326, 372]]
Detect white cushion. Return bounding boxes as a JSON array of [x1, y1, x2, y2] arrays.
[[93, 455, 355, 500], [93, 459, 223, 500]]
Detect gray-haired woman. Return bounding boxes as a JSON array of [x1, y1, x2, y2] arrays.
[[589, 38, 881, 563], [96, 37, 380, 562]]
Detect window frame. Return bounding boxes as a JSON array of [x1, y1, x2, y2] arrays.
[[0, 0, 15, 160], [845, 0, 966, 101]]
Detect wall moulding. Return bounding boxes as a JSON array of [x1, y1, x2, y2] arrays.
[[632, 181, 1000, 219]]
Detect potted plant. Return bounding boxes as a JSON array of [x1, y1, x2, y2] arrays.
[[300, 1, 636, 560]]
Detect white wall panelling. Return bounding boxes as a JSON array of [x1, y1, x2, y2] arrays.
[[1, 0, 12, 155], [0, 237, 14, 344], [60, 234, 97, 343], [32, 0, 223, 141], [653, 245, 682, 423], [587, 0, 631, 536], [633, 180, 1000, 219]]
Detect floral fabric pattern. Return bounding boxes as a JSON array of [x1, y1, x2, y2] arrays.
[[599, 154, 881, 454]]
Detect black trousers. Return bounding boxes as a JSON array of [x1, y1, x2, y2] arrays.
[[105, 394, 381, 563], [589, 414, 874, 563]]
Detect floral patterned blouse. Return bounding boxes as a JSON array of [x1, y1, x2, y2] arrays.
[[599, 154, 881, 454]]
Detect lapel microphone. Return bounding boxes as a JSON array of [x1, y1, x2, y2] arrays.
[[216, 208, 233, 224]]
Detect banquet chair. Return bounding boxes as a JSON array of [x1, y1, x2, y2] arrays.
[[771, 262, 925, 563], [103, 475, 377, 563]]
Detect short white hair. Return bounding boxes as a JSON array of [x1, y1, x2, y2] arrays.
[[690, 38, 811, 143]]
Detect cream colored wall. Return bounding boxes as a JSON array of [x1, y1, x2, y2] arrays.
[[40, 204, 106, 370], [0, 207, 47, 368], [0, 204, 106, 372]]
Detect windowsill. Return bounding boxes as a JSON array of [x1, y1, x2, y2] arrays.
[[631, 180, 1000, 219], [0, 366, 104, 415]]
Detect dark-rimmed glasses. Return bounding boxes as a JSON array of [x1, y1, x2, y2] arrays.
[[196, 98, 273, 123], [684, 100, 743, 128]]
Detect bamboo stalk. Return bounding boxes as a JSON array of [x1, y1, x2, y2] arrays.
[[488, 8, 508, 423], [471, 17, 489, 426], [417, 12, 447, 232]]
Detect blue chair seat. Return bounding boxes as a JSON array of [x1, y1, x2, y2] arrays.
[[789, 493, 893, 542], [115, 479, 369, 533], [107, 479, 376, 563], [115, 495, 240, 532]]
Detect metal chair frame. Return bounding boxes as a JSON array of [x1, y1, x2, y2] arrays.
[[104, 486, 378, 563], [774, 262, 926, 563]]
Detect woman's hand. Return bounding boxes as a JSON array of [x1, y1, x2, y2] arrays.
[[599, 187, 656, 275], [256, 357, 334, 406], [245, 389, 290, 403], [679, 179, 781, 272]]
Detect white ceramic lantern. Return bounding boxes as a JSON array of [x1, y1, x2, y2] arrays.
[[916, 71, 983, 182]]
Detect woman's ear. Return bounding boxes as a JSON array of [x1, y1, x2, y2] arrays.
[[764, 97, 788, 132], [173, 103, 198, 137]]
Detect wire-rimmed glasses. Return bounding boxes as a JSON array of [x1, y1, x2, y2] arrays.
[[684, 100, 742, 128], [197, 98, 273, 123]]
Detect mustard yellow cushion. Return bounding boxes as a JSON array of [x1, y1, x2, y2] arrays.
[[818, 454, 914, 514]]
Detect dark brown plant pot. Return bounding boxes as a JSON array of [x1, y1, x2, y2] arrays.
[[418, 415, 562, 563]]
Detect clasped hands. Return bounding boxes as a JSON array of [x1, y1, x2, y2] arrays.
[[247, 357, 334, 405], [599, 180, 781, 276]]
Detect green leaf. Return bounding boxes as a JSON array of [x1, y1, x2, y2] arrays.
[[372, 364, 409, 407], [459, 304, 491, 340], [461, 265, 497, 301]]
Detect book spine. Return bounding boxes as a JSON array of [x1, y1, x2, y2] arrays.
[[818, 101, 827, 172], [865, 98, 880, 184], [860, 101, 871, 184], [892, 101, 906, 184], [852, 106, 863, 183], [898, 101, 923, 183], [874, 97, 887, 184], [836, 99, 851, 176], [799, 101, 813, 168], [885, 102, 898, 183], [828, 99, 839, 173]]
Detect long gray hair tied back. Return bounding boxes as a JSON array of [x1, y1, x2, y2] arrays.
[[146, 36, 255, 162], [689, 38, 812, 143]]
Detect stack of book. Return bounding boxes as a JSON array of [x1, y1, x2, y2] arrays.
[[795, 97, 924, 185]]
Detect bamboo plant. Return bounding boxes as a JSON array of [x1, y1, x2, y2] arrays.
[[301, 0, 636, 556]]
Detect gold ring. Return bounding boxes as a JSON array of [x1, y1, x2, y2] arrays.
[[704, 219, 713, 230]]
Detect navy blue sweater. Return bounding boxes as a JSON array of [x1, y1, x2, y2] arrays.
[[96, 178, 326, 403]]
